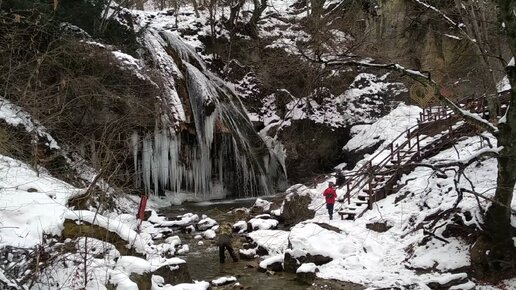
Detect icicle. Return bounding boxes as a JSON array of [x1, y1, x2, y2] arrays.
[[157, 130, 170, 190], [134, 31, 288, 199], [142, 137, 152, 194], [130, 132, 139, 187]]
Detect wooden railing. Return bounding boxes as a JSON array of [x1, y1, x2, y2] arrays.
[[337, 95, 506, 219]]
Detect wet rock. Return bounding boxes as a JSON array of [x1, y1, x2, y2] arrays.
[[279, 185, 315, 226], [256, 246, 268, 256], [197, 217, 218, 231], [129, 272, 152, 290], [283, 251, 300, 272], [257, 266, 266, 273], [143, 210, 153, 221], [152, 262, 192, 285], [62, 219, 136, 256], [230, 283, 247, 290], [242, 241, 257, 249], [250, 198, 271, 214], [365, 222, 392, 233], [239, 248, 256, 260], [426, 274, 469, 289], [306, 254, 332, 266], [283, 250, 333, 273], [158, 230, 175, 239], [265, 261, 283, 272], [309, 278, 366, 290], [245, 261, 259, 269], [184, 225, 196, 234], [231, 208, 251, 220], [296, 270, 317, 285]]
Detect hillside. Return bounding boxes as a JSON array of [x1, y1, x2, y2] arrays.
[[0, 0, 515, 289]]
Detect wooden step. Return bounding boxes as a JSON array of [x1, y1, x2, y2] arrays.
[[374, 175, 386, 182], [375, 174, 392, 182], [355, 200, 368, 205], [362, 188, 377, 194], [338, 209, 358, 215], [337, 212, 354, 220], [384, 163, 400, 169]]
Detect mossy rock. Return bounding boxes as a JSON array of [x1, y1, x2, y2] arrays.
[[129, 272, 152, 290], [153, 263, 192, 285], [280, 193, 314, 226], [62, 219, 137, 256]]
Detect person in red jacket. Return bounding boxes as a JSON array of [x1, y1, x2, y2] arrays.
[[323, 182, 337, 220]]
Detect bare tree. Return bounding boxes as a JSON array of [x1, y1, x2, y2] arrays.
[[300, 0, 516, 274]]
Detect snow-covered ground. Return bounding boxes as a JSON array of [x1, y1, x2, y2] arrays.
[[1, 98, 515, 289], [0, 97, 223, 289], [1, 2, 515, 290], [246, 103, 516, 289]]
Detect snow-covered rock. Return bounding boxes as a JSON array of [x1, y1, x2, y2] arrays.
[[211, 276, 237, 286], [203, 229, 216, 239], [196, 217, 218, 231]]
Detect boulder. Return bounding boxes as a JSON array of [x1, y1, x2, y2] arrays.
[[239, 248, 257, 260], [425, 273, 469, 289], [309, 278, 366, 290], [284, 250, 333, 273], [152, 262, 192, 285], [365, 222, 392, 233], [196, 217, 218, 231], [279, 185, 315, 226], [62, 219, 136, 256], [296, 263, 318, 285], [266, 261, 283, 272], [129, 272, 152, 290], [256, 246, 268, 256]]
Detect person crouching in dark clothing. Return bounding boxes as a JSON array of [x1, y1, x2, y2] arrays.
[[217, 223, 238, 263]]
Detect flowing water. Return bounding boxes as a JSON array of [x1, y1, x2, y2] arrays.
[[161, 199, 309, 290]]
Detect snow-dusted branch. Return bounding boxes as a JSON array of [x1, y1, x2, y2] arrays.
[[430, 146, 502, 168], [411, 0, 476, 43], [324, 59, 499, 134], [462, 188, 516, 214]]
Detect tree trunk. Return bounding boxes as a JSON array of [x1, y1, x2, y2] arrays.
[[484, 1, 516, 265], [310, 0, 325, 19], [191, 0, 200, 17], [246, 0, 267, 38], [227, 0, 245, 29]]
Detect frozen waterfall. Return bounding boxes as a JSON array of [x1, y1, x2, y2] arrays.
[[131, 27, 287, 198]]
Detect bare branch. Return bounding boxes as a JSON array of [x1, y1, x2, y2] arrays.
[[462, 188, 516, 215], [323, 59, 499, 134], [411, 0, 477, 43]]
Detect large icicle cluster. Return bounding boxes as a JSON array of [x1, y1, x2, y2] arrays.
[[130, 26, 287, 198]]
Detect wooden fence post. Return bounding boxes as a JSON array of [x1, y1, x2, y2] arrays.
[[416, 133, 421, 158], [347, 182, 350, 204]]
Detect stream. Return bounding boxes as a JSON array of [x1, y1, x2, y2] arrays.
[[160, 198, 309, 290]]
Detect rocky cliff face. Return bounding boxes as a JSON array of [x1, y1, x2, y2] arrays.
[[1, 0, 505, 199], [360, 0, 505, 97], [0, 3, 287, 200]]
